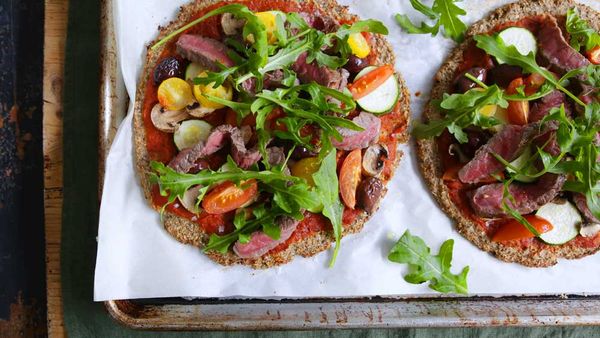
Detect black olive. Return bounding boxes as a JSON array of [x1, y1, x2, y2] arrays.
[[346, 55, 370, 76], [455, 67, 487, 93], [488, 64, 523, 88], [154, 56, 185, 85], [356, 177, 384, 214], [460, 129, 491, 158]]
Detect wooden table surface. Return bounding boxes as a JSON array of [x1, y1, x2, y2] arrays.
[[44, 0, 68, 336]]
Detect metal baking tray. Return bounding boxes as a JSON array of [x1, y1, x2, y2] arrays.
[[98, 0, 600, 329]]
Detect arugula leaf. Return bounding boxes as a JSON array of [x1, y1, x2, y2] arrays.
[[312, 149, 344, 267], [566, 8, 600, 52], [395, 0, 467, 42], [413, 85, 507, 142], [388, 230, 469, 294]]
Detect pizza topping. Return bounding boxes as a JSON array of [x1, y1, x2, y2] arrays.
[[157, 77, 196, 111], [154, 56, 186, 85], [176, 34, 235, 71], [178, 185, 205, 214], [221, 12, 245, 36], [356, 176, 384, 214], [455, 67, 487, 93], [332, 111, 381, 151], [173, 120, 213, 151], [150, 103, 189, 132], [468, 173, 566, 218], [291, 52, 350, 91], [529, 90, 569, 123], [458, 124, 534, 184], [339, 149, 362, 209], [537, 15, 590, 75], [202, 180, 259, 214], [488, 64, 523, 88], [233, 216, 299, 259], [362, 144, 388, 177], [491, 215, 553, 242]]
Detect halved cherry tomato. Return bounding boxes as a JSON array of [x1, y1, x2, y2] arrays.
[[524, 73, 545, 95], [291, 157, 321, 186], [506, 77, 529, 125], [586, 45, 600, 65], [202, 180, 258, 214], [339, 149, 362, 209], [491, 215, 553, 242], [348, 65, 394, 100]]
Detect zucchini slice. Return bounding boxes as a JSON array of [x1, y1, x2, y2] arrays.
[[536, 201, 581, 245]]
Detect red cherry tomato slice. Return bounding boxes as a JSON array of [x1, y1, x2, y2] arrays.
[[202, 180, 258, 214], [339, 149, 363, 209], [492, 215, 553, 242], [348, 65, 394, 100]]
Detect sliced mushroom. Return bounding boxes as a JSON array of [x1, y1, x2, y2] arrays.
[[221, 13, 245, 36], [151, 103, 189, 132], [362, 144, 388, 177], [186, 102, 215, 118], [580, 223, 600, 238], [178, 185, 205, 214]]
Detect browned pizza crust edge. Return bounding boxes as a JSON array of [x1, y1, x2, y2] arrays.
[[132, 0, 411, 268], [416, 0, 600, 267]]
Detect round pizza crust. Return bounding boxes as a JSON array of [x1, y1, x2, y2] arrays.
[[416, 0, 600, 267], [133, 0, 411, 268]]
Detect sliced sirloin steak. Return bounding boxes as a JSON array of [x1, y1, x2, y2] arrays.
[[458, 124, 537, 184], [176, 34, 235, 71], [537, 15, 590, 75], [168, 125, 261, 172], [332, 111, 381, 150], [292, 52, 349, 91], [233, 216, 300, 259], [469, 173, 566, 218], [530, 90, 571, 123]]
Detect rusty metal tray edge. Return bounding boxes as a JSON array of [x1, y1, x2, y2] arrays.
[[98, 0, 600, 330]]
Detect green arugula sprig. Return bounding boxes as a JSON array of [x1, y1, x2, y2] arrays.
[[540, 103, 600, 220], [566, 8, 600, 52], [395, 0, 467, 42], [388, 230, 469, 294], [413, 82, 507, 143]]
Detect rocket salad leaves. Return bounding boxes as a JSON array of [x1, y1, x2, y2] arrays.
[[388, 230, 469, 294], [395, 0, 467, 42]]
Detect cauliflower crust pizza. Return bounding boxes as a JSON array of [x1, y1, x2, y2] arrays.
[[416, 0, 600, 267], [134, 0, 410, 268]]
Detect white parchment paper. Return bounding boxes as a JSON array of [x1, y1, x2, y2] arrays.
[[94, 0, 600, 301]]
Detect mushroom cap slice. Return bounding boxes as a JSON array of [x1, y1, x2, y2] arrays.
[[150, 103, 189, 132], [187, 103, 215, 118], [362, 144, 389, 177], [178, 185, 205, 214]]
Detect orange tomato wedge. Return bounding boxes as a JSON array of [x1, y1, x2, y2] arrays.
[[348, 65, 394, 100], [202, 180, 258, 214], [339, 149, 362, 209], [586, 45, 600, 65], [506, 77, 529, 125], [491, 215, 553, 242], [524, 73, 545, 95]]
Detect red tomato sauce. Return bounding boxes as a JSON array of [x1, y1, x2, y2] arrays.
[[145, 0, 402, 253]]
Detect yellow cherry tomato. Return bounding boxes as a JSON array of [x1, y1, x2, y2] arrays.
[[193, 72, 233, 110], [290, 157, 321, 186], [157, 77, 195, 111], [251, 11, 278, 44], [347, 32, 371, 58]]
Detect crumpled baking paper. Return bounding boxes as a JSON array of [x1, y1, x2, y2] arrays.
[[94, 0, 600, 301]]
